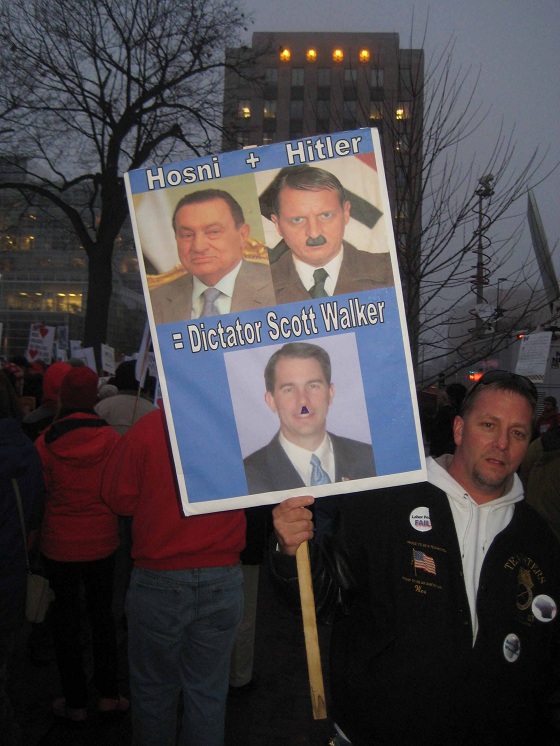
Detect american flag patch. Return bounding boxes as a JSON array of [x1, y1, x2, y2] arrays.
[[413, 549, 436, 575]]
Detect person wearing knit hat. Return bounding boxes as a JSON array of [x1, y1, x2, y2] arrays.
[[22, 362, 72, 441], [58, 366, 99, 411], [95, 360, 156, 435], [35, 368, 128, 722]]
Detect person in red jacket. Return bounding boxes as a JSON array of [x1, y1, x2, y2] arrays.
[[101, 407, 245, 746], [536, 395, 560, 435], [35, 366, 128, 722]]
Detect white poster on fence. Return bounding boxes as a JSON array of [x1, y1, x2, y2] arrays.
[[515, 332, 553, 383]]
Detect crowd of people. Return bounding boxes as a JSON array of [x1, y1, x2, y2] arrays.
[[2, 357, 560, 746], [0, 357, 253, 746]]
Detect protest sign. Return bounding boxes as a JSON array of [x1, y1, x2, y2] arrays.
[[71, 346, 97, 371], [101, 343, 116, 375], [26, 323, 55, 364], [56, 325, 69, 359], [515, 331, 553, 383], [70, 340, 82, 357], [125, 128, 425, 515]]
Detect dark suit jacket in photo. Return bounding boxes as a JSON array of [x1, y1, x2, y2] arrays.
[[243, 431, 376, 495], [270, 241, 393, 305], [149, 259, 275, 324]]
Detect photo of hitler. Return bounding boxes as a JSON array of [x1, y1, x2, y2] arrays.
[[261, 164, 394, 304], [149, 188, 275, 324], [243, 341, 376, 495]]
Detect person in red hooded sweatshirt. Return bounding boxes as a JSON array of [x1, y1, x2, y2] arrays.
[[35, 366, 128, 722], [101, 406, 245, 746], [22, 361, 72, 442]]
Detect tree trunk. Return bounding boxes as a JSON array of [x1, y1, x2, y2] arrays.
[[84, 246, 114, 369]]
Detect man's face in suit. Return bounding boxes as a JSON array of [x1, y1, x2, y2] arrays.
[[174, 197, 250, 286], [271, 187, 351, 268], [265, 355, 334, 450]]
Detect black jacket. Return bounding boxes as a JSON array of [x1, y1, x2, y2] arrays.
[[0, 418, 44, 631], [270, 483, 560, 745]]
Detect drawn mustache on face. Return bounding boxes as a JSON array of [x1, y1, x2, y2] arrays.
[[306, 235, 327, 247]]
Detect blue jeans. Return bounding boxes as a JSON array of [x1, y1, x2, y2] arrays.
[[126, 564, 243, 746]]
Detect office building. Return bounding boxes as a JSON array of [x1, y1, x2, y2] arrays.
[[223, 32, 424, 355], [0, 159, 145, 362]]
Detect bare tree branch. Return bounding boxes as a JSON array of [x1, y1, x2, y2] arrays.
[[0, 0, 254, 360]]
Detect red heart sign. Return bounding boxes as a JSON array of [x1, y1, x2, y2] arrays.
[[39, 326, 49, 338], [28, 348, 39, 359]]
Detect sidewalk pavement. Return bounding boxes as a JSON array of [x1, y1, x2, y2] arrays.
[[10, 561, 334, 745]]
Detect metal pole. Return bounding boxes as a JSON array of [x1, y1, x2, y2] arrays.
[[474, 175, 495, 336]]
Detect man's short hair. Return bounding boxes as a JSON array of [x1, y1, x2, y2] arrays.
[[264, 342, 332, 392], [544, 396, 557, 407], [172, 189, 245, 232], [271, 165, 346, 216], [460, 374, 538, 419]]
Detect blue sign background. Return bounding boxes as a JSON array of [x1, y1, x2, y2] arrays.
[[157, 286, 419, 503]]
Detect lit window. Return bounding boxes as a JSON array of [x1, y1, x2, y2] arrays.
[[395, 103, 410, 120], [395, 133, 410, 152], [280, 47, 291, 62], [238, 100, 251, 118], [359, 49, 370, 63], [332, 48, 344, 63], [307, 49, 317, 62], [263, 100, 277, 119], [370, 102, 382, 121]]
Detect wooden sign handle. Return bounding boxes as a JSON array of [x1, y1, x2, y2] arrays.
[[296, 540, 328, 720]]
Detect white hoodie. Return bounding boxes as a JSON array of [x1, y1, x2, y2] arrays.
[[427, 455, 524, 643]]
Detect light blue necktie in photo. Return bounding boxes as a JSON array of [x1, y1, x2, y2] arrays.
[[200, 287, 221, 317], [310, 454, 331, 485]]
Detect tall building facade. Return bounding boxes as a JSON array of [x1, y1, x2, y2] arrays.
[[223, 32, 424, 363], [0, 159, 145, 362]]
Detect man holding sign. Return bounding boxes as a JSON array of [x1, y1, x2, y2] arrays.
[[272, 371, 560, 745]]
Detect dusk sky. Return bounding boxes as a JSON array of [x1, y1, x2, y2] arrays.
[[241, 0, 559, 285]]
